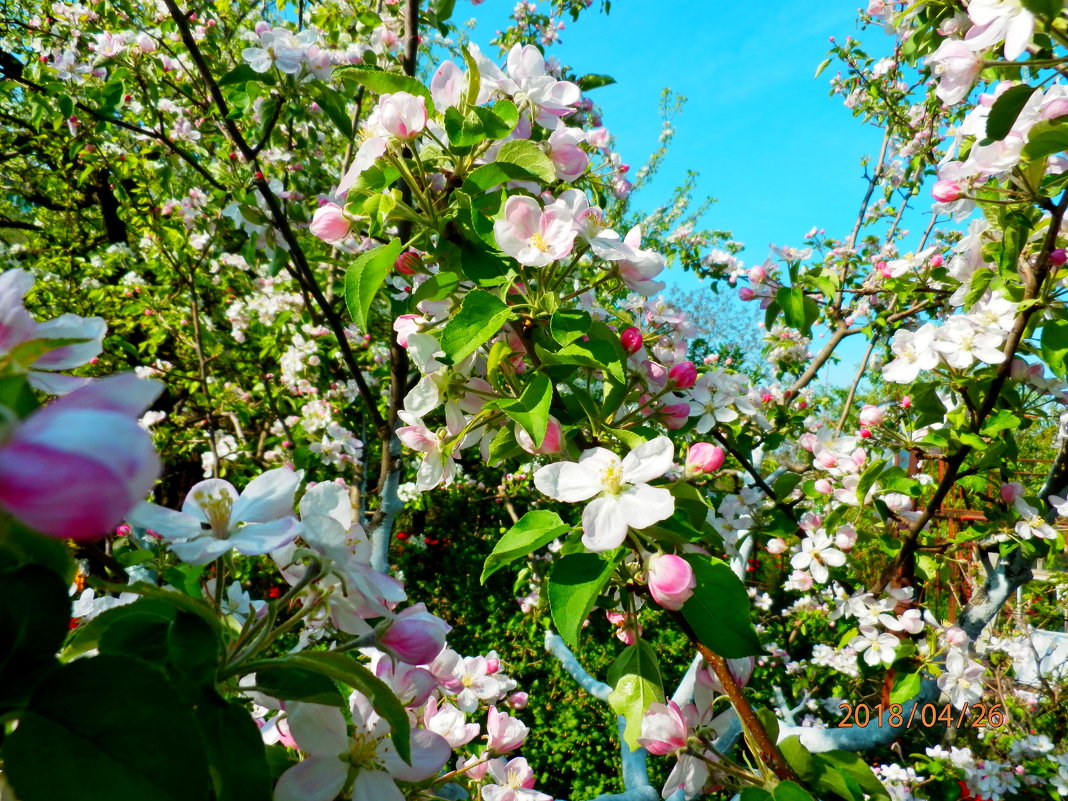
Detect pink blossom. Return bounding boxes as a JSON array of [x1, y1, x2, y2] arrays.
[[858, 404, 884, 427], [394, 250, 421, 275], [308, 202, 350, 243], [660, 402, 689, 430], [377, 92, 427, 140], [430, 60, 464, 110], [393, 314, 423, 347], [685, 442, 724, 476], [377, 604, 451, 664], [508, 692, 529, 709], [1051, 248, 1068, 266], [494, 196, 576, 268], [516, 415, 564, 455], [932, 179, 963, 203], [610, 333, 643, 366], [926, 39, 981, 105], [637, 701, 694, 755], [486, 705, 529, 753], [668, 361, 697, 389], [766, 537, 787, 555], [548, 127, 588, 181], [646, 553, 697, 611], [0, 373, 162, 540]]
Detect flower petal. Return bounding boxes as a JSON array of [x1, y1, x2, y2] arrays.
[[231, 467, 302, 524], [581, 495, 628, 552], [617, 484, 675, 530], [230, 517, 300, 555], [621, 436, 673, 485], [126, 501, 203, 541], [287, 702, 350, 757], [274, 758, 347, 801]]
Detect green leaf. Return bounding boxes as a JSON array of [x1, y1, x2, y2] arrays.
[[167, 612, 220, 691], [773, 781, 815, 801], [740, 791, 773, 801], [462, 161, 547, 194], [856, 458, 887, 503], [888, 671, 922, 703], [344, 239, 403, 332], [550, 309, 592, 346], [680, 554, 763, 658], [270, 652, 410, 763], [980, 408, 1021, 436], [0, 517, 73, 582], [438, 289, 512, 364], [576, 73, 616, 91], [1024, 120, 1068, 161], [775, 287, 818, 337], [482, 510, 570, 584], [410, 270, 461, 305], [498, 374, 553, 447], [1041, 319, 1068, 381], [333, 65, 434, 115], [494, 139, 556, 184], [815, 750, 890, 800], [1021, 0, 1061, 18], [195, 698, 273, 801], [432, 0, 457, 24], [253, 666, 341, 706], [986, 84, 1037, 141], [4, 655, 212, 801], [779, 735, 815, 781], [964, 267, 995, 309], [607, 640, 664, 748], [312, 83, 352, 138], [0, 565, 69, 711], [548, 553, 616, 648], [814, 57, 832, 78], [218, 64, 273, 87]]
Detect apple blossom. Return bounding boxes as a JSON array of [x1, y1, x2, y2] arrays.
[[308, 202, 351, 243], [127, 467, 303, 564], [938, 649, 987, 709], [481, 757, 551, 801], [932, 179, 964, 202], [376, 604, 451, 664], [684, 442, 724, 476], [494, 195, 577, 268], [790, 532, 846, 584], [533, 436, 675, 552], [882, 323, 940, 383], [646, 552, 696, 611], [858, 404, 884, 427], [926, 39, 982, 105], [0, 267, 107, 394], [423, 697, 479, 748], [516, 415, 564, 455], [486, 705, 529, 753], [0, 373, 161, 540], [637, 700, 694, 755], [667, 361, 697, 389], [376, 92, 427, 140]]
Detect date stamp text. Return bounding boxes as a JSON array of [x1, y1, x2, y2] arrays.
[[837, 703, 1005, 728]]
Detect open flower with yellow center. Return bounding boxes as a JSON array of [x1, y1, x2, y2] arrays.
[[533, 436, 675, 553], [274, 694, 450, 801], [493, 195, 576, 268], [127, 467, 303, 564]]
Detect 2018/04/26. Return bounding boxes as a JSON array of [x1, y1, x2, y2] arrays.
[[837, 703, 1006, 728]]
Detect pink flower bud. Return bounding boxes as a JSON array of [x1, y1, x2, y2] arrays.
[[668, 361, 697, 389], [486, 706, 529, 753], [395, 250, 421, 275], [747, 265, 767, 282], [1051, 248, 1068, 266], [485, 657, 500, 674], [930, 254, 944, 268], [814, 478, 834, 495], [660, 402, 689, 430], [798, 432, 818, 452], [115, 524, 132, 537], [508, 692, 529, 710], [944, 626, 968, 647], [738, 287, 756, 301], [516, 416, 564, 456], [620, 326, 643, 354], [377, 614, 448, 665], [766, 537, 786, 555], [700, 656, 755, 693], [378, 92, 427, 140], [646, 553, 697, 611], [999, 482, 1024, 502], [932, 179, 963, 203], [859, 428, 872, 439], [900, 395, 911, 409], [1011, 357, 1030, 381], [685, 442, 724, 476], [858, 404, 884, 427], [309, 202, 350, 244]]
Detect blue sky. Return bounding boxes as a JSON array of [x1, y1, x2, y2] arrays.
[[461, 1, 902, 384]]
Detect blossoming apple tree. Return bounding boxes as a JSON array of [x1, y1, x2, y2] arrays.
[[2, 0, 1068, 800]]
